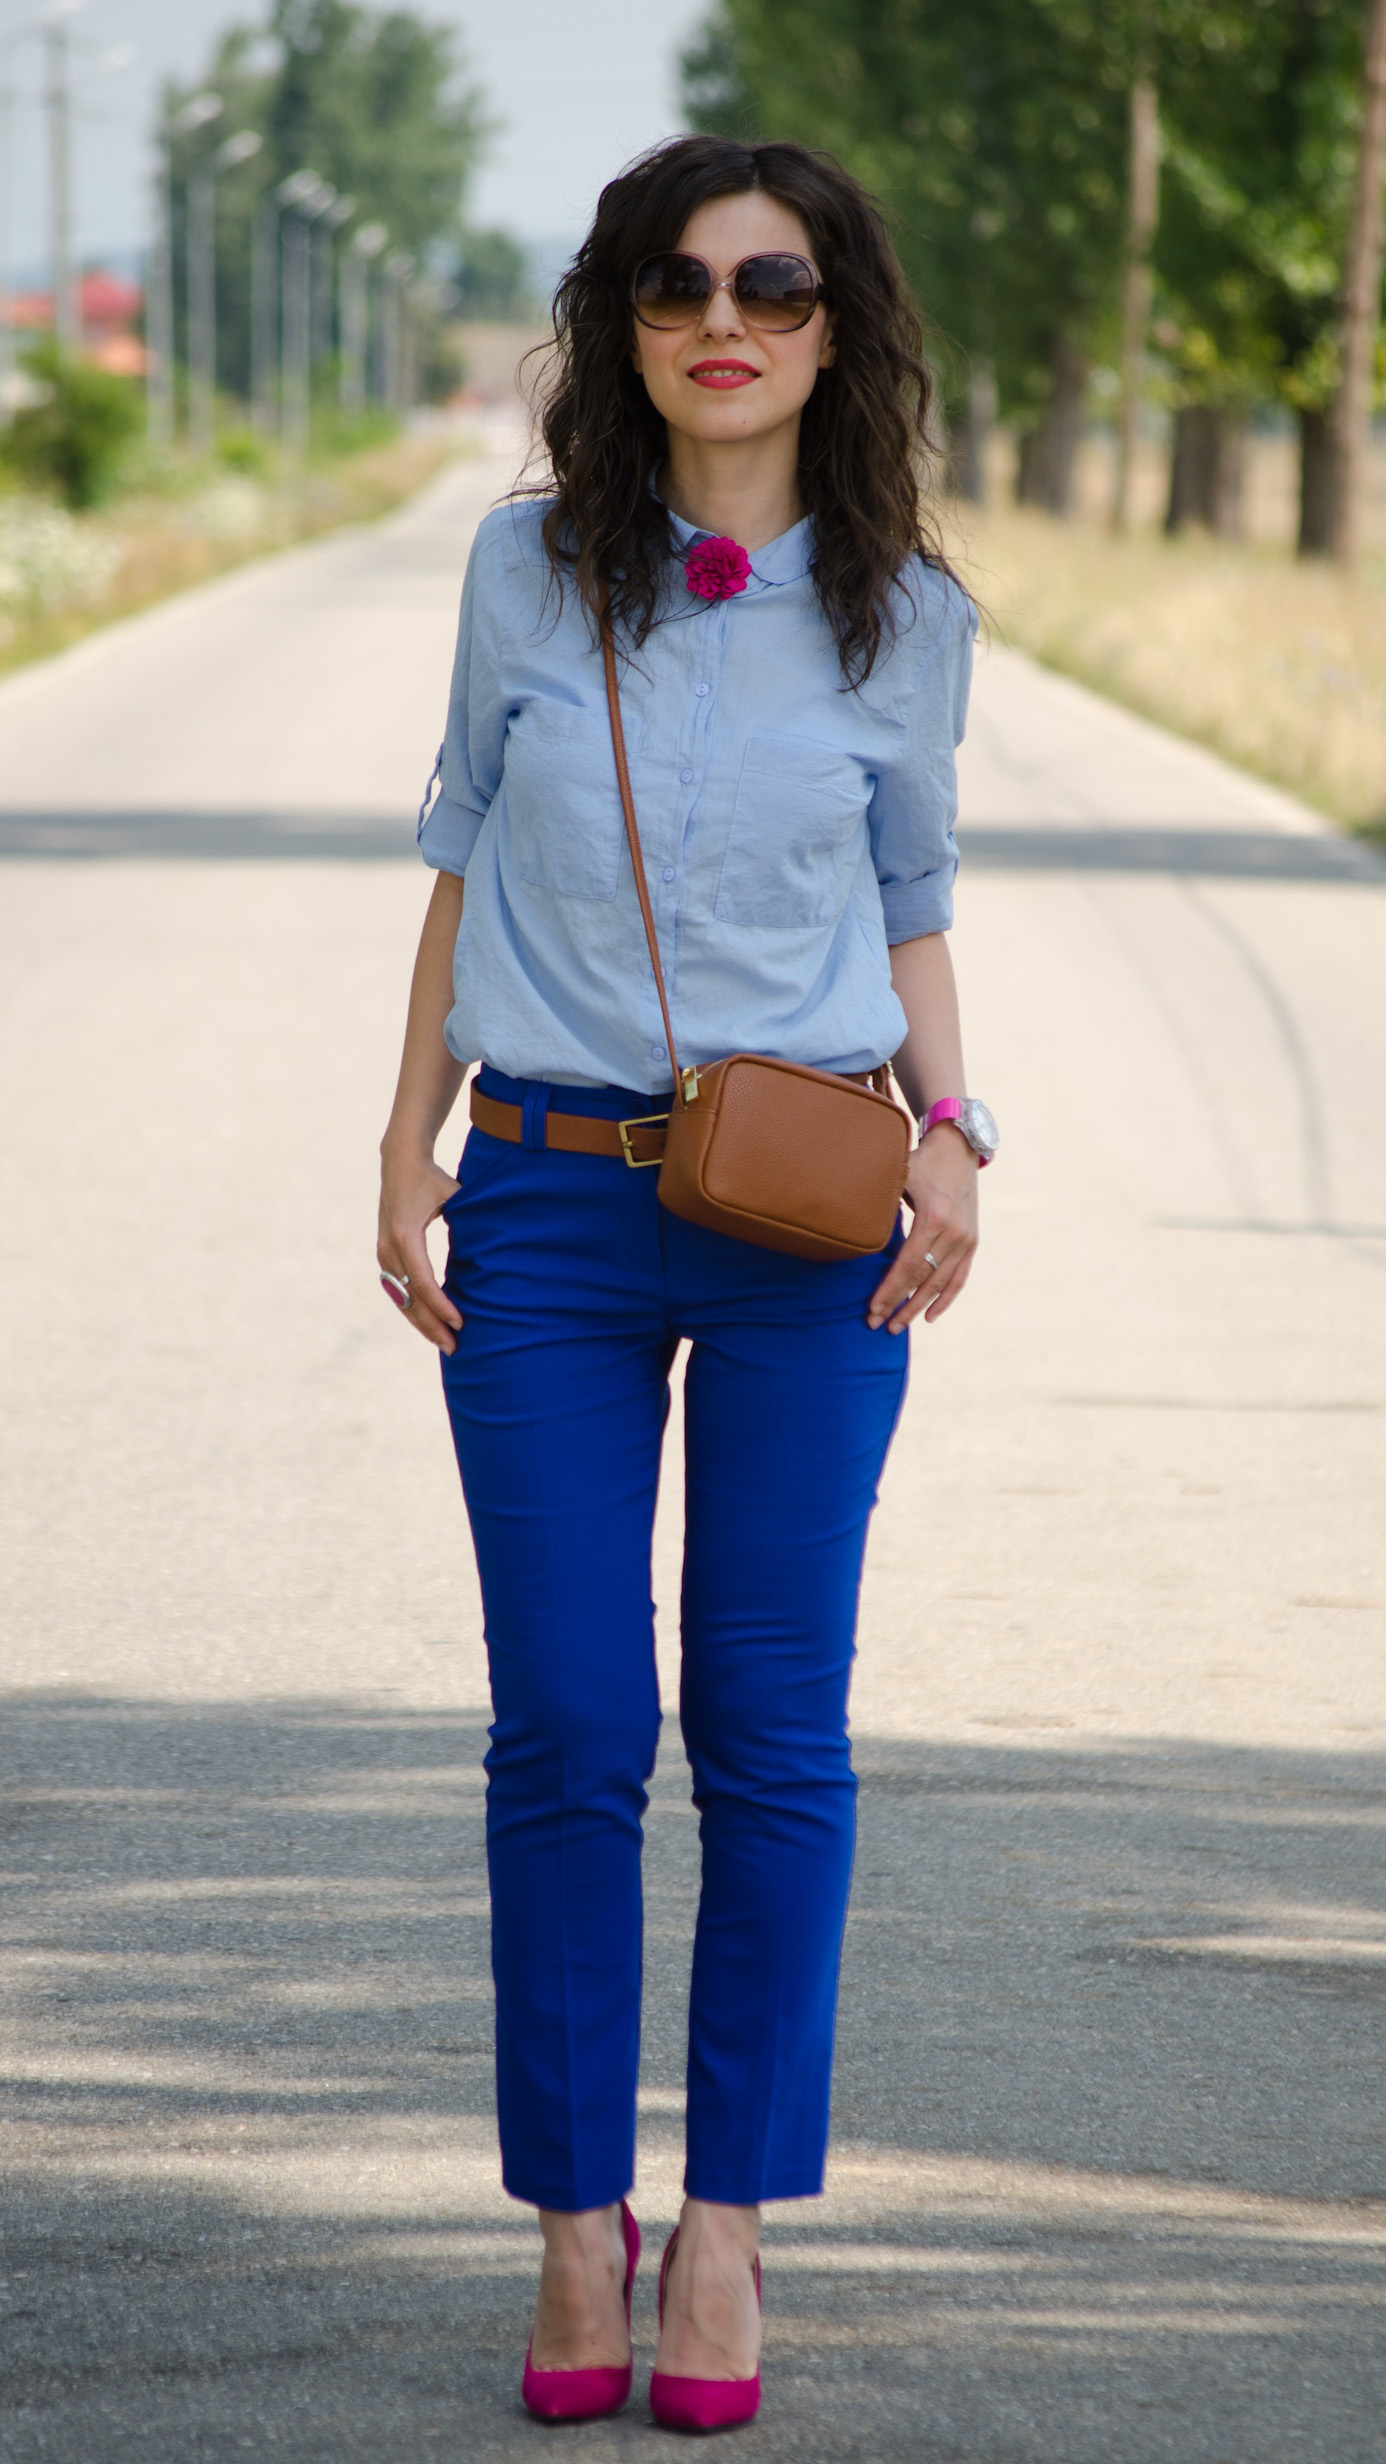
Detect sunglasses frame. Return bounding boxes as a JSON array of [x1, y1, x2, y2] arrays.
[[630, 249, 824, 334]]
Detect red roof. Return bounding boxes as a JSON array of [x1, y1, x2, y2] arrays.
[[3, 272, 144, 331]]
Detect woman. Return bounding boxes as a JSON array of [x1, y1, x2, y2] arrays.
[[377, 134, 993, 2431]]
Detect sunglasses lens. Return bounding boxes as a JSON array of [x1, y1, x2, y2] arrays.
[[633, 253, 710, 326], [734, 255, 819, 329]]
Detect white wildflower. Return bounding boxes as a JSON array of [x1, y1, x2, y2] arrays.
[[0, 497, 123, 615], [188, 476, 269, 543]]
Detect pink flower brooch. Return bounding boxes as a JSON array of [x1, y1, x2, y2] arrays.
[[684, 535, 752, 602]]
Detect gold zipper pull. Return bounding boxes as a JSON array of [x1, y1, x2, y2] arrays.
[[681, 1064, 700, 1103]]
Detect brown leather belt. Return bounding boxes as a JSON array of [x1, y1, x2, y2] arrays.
[[470, 1083, 670, 1165], [470, 1072, 872, 1170]]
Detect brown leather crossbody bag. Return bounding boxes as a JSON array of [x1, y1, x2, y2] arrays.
[[600, 620, 911, 1263]]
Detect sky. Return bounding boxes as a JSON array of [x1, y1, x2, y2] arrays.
[[0, 0, 708, 279]]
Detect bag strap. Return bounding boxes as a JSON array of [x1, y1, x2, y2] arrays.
[[602, 605, 895, 1116], [601, 612, 688, 1108]]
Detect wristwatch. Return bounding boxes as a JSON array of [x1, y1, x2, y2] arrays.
[[920, 1096, 998, 1166]]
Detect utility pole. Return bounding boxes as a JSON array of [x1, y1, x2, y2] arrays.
[[341, 219, 386, 413], [382, 249, 414, 414], [313, 194, 354, 368], [187, 124, 260, 458], [164, 91, 222, 449], [145, 150, 174, 445], [251, 197, 278, 435], [278, 171, 331, 461], [1112, 73, 1160, 533], [1330, 0, 1386, 567], [0, 41, 17, 401], [252, 165, 319, 439], [44, 0, 85, 355]]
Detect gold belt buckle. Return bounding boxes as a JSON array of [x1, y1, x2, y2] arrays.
[[617, 1111, 668, 1167]]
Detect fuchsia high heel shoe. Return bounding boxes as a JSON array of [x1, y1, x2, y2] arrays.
[[648, 2226, 762, 2433], [521, 2199, 641, 2423]]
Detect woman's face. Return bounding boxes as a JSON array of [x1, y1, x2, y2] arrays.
[[630, 190, 835, 448]]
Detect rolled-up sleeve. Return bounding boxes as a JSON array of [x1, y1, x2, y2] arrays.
[[418, 511, 509, 877], [868, 573, 978, 943]]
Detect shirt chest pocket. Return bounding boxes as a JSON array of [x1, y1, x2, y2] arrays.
[[504, 703, 640, 904], [713, 732, 868, 929]]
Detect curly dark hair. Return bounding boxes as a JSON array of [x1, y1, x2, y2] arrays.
[[520, 134, 958, 687]]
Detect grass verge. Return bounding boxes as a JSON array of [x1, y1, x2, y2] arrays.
[[946, 499, 1386, 841], [0, 426, 469, 684]]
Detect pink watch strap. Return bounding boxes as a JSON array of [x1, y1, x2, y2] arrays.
[[921, 1097, 991, 1164]]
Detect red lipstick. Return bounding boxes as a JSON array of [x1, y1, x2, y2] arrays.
[[688, 359, 760, 389]]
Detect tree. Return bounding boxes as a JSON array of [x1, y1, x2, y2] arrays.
[[684, 0, 1375, 541], [1328, 0, 1386, 563], [683, 2, 1203, 515], [454, 230, 534, 322], [1149, 0, 1362, 554], [1, 341, 142, 508], [164, 2, 489, 405]]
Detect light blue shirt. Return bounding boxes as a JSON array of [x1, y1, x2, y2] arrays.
[[419, 496, 977, 1093]]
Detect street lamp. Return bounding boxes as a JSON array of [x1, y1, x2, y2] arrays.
[[313, 191, 354, 370], [382, 248, 415, 416], [340, 219, 385, 414], [252, 164, 316, 439], [147, 90, 222, 448], [41, 0, 86, 353], [187, 125, 260, 457], [279, 171, 334, 460]]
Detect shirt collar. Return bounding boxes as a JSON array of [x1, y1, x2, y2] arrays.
[[665, 502, 813, 591]]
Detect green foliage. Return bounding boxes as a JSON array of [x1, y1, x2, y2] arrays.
[[682, 0, 1145, 419], [682, 0, 1373, 433], [216, 428, 270, 476], [265, 1, 488, 259], [0, 342, 143, 509], [454, 228, 533, 322], [1155, 1, 1362, 418], [164, 2, 491, 402]]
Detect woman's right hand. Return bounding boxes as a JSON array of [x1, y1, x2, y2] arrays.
[[377, 1142, 464, 1355]]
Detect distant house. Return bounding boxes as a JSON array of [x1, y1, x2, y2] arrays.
[[2, 271, 146, 374]]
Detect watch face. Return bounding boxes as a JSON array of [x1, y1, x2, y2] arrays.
[[964, 1099, 999, 1157]]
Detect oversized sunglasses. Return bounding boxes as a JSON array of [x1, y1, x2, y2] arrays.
[[631, 250, 823, 333]]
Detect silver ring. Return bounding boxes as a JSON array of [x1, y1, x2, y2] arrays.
[[380, 1270, 412, 1308], [923, 1252, 940, 1274]]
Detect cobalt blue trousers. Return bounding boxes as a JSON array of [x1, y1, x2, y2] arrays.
[[439, 1066, 908, 2212]]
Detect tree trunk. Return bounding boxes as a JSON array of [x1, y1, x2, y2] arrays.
[[1014, 334, 1089, 515], [1299, 405, 1342, 556], [1209, 419, 1246, 538], [1016, 424, 1048, 506], [953, 358, 997, 501], [1113, 76, 1160, 532], [1165, 405, 1246, 538], [1329, 0, 1386, 565]]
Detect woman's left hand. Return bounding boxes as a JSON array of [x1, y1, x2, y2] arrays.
[[867, 1126, 979, 1334]]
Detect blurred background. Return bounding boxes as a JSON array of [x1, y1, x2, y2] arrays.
[[3, 16, 1384, 2455], [5, 1, 1386, 838]]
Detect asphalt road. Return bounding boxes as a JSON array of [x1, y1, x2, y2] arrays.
[[1, 454, 1384, 2463]]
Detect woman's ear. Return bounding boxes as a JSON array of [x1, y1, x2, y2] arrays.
[[818, 317, 836, 371]]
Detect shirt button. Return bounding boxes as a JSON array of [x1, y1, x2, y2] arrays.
[[694, 682, 710, 697], [679, 767, 694, 785], [661, 865, 675, 882], [650, 1043, 666, 1062]]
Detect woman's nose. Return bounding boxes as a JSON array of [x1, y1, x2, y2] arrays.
[[699, 279, 745, 341]]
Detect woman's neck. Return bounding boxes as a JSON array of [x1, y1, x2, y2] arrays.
[[660, 426, 804, 552]]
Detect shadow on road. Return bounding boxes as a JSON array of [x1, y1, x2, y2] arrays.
[[3, 813, 1386, 882], [2, 1695, 1382, 2460]]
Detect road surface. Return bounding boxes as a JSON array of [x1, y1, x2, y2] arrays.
[[1, 454, 1383, 2461]]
